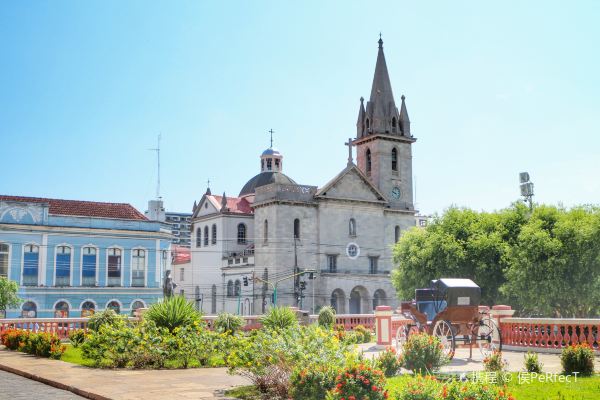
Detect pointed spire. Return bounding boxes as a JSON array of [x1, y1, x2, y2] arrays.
[[220, 192, 229, 212], [356, 97, 365, 137], [369, 36, 395, 109], [399, 94, 410, 136], [193, 200, 197, 212], [206, 179, 211, 195]]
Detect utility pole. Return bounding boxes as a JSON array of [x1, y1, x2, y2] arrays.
[[293, 237, 299, 306], [253, 269, 316, 307]]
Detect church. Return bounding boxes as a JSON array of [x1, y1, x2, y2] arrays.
[[188, 38, 416, 315]]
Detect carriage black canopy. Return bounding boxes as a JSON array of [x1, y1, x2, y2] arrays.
[[430, 278, 481, 307]]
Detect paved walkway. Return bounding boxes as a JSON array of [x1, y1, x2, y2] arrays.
[[0, 369, 85, 399], [0, 350, 248, 400]]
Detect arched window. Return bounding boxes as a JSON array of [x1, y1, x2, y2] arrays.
[[130, 300, 145, 316], [395, 226, 401, 242], [55, 246, 71, 286], [0, 243, 8, 278], [293, 218, 300, 239], [211, 284, 217, 314], [23, 244, 39, 286], [211, 224, 217, 245], [196, 227, 201, 247], [392, 117, 397, 132], [391, 148, 398, 171], [82, 247, 97, 287], [81, 301, 95, 317], [267, 158, 272, 170], [349, 218, 356, 237], [263, 220, 268, 244], [21, 301, 37, 318], [106, 300, 120, 314], [107, 248, 122, 287], [237, 223, 247, 244], [54, 301, 69, 318], [227, 280, 234, 297], [131, 249, 146, 287], [234, 279, 241, 296], [366, 148, 372, 175], [366, 118, 370, 129], [204, 226, 209, 246]]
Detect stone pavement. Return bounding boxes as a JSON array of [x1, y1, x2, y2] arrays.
[[0, 369, 85, 399], [0, 350, 248, 400]]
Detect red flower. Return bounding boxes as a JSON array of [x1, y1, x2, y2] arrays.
[[372, 385, 379, 391]]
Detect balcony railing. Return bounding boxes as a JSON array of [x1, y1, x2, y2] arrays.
[[22, 275, 38, 286], [322, 268, 390, 276], [81, 276, 96, 287], [107, 277, 121, 287], [55, 276, 70, 286], [131, 275, 145, 287]]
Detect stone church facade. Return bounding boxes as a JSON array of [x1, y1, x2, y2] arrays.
[[190, 38, 416, 315]]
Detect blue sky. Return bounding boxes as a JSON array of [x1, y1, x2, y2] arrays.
[[1, 1, 599, 215]]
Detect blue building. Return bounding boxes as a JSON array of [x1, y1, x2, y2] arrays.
[[0, 195, 172, 318]]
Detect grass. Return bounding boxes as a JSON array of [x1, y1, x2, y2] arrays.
[[224, 385, 261, 400], [60, 344, 225, 369], [386, 373, 600, 400]]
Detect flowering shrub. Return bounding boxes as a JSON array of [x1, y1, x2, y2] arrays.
[[560, 343, 595, 376], [228, 325, 354, 398], [290, 363, 340, 399], [375, 347, 402, 377], [328, 363, 388, 400], [394, 376, 515, 400], [523, 350, 543, 373], [87, 309, 121, 332], [214, 312, 245, 335], [68, 329, 86, 348], [0, 329, 64, 359], [483, 350, 507, 372], [354, 324, 374, 343], [399, 333, 449, 374]]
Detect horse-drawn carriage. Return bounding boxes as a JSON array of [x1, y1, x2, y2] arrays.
[[397, 278, 501, 359]]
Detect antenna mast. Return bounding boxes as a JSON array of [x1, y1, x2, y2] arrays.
[[149, 134, 162, 199]]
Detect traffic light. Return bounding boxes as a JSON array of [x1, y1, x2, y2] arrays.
[[299, 281, 306, 291], [243, 276, 248, 286], [308, 272, 315, 280]]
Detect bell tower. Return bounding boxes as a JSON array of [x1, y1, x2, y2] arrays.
[[354, 37, 416, 211]]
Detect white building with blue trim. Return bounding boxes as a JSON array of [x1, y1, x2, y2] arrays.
[[0, 195, 172, 318]]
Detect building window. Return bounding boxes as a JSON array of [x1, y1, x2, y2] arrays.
[[204, 226, 209, 246], [369, 256, 378, 274], [23, 244, 39, 286], [395, 226, 401, 242], [211, 224, 217, 245], [196, 228, 201, 247], [293, 218, 300, 239], [392, 117, 397, 131], [131, 249, 145, 287], [0, 243, 9, 278], [263, 219, 268, 244], [55, 246, 71, 286], [180, 267, 185, 281], [366, 118, 370, 129], [82, 247, 97, 287], [81, 301, 95, 317], [227, 280, 234, 297], [131, 300, 145, 316], [211, 284, 217, 314], [267, 158, 272, 171], [349, 218, 356, 237], [234, 279, 241, 296], [327, 255, 337, 273], [391, 148, 398, 171], [366, 148, 372, 175], [54, 301, 69, 318], [237, 223, 247, 244], [21, 301, 37, 318], [107, 300, 120, 314], [107, 248, 122, 287], [275, 159, 280, 169]]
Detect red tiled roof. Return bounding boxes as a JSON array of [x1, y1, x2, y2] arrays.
[[171, 245, 191, 265], [0, 195, 148, 221], [210, 195, 253, 215]]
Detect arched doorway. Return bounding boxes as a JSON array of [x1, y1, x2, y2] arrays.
[[350, 286, 369, 314], [54, 301, 69, 318], [330, 289, 346, 314], [373, 289, 386, 310], [81, 301, 95, 317], [21, 301, 37, 318]]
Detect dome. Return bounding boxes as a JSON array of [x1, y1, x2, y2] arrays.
[[261, 148, 282, 157], [239, 172, 297, 197]]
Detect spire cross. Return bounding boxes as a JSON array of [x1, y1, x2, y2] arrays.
[[345, 138, 354, 166], [207, 179, 210, 188], [268, 129, 274, 148]]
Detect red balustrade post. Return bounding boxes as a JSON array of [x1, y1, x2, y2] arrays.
[[375, 306, 393, 349], [489, 305, 514, 346]]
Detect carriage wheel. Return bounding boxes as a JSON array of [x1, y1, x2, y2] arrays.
[[396, 325, 420, 352], [476, 318, 502, 357], [432, 320, 456, 360]]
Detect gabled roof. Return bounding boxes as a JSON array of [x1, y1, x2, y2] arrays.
[[0, 195, 147, 221], [193, 193, 254, 218], [315, 164, 388, 203]]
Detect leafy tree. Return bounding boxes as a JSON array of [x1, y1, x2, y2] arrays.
[[0, 277, 21, 315], [501, 205, 600, 317], [392, 204, 528, 305]]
